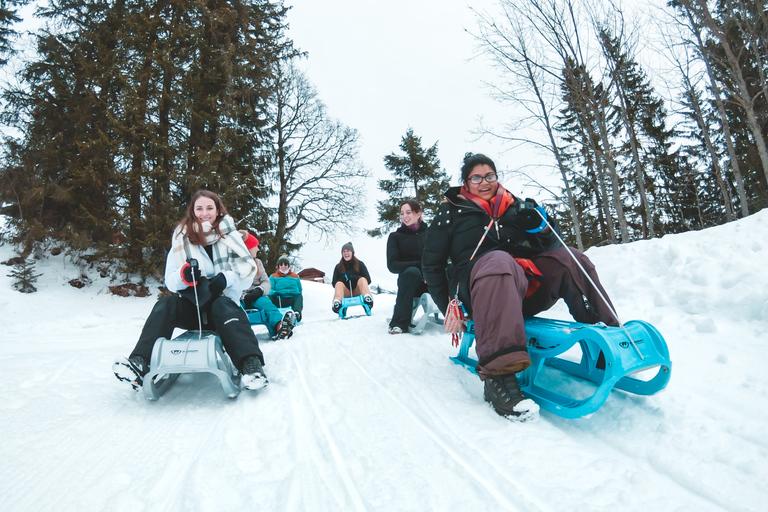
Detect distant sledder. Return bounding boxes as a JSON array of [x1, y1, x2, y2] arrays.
[[239, 231, 296, 340], [112, 190, 268, 397], [331, 242, 374, 318], [422, 153, 666, 422]]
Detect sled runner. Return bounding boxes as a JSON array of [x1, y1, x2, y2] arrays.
[[143, 330, 241, 400], [451, 317, 672, 419], [409, 294, 442, 334], [338, 295, 372, 319]]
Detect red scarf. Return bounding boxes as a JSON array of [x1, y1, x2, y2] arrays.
[[460, 184, 515, 220]]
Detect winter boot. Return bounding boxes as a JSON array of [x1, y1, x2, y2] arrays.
[[332, 300, 341, 313], [484, 373, 539, 422], [363, 294, 374, 309], [275, 310, 296, 340], [241, 356, 268, 390], [388, 326, 403, 334], [113, 355, 149, 392], [294, 311, 302, 323]]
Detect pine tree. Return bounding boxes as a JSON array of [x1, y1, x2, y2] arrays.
[[0, 0, 295, 277], [369, 128, 450, 237], [8, 258, 41, 293]]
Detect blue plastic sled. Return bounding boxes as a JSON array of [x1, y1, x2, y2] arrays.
[[143, 330, 241, 401], [339, 295, 371, 319], [451, 317, 672, 419], [243, 303, 294, 337]]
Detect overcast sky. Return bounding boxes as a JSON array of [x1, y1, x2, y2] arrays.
[[285, 0, 542, 204]]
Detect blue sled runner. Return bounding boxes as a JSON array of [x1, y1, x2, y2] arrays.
[[451, 317, 672, 419]]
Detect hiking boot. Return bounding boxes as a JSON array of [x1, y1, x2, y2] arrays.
[[241, 356, 268, 390], [484, 373, 539, 422], [275, 310, 295, 340], [388, 326, 403, 334], [113, 355, 149, 391], [332, 300, 341, 313], [294, 311, 302, 323], [363, 294, 374, 309]]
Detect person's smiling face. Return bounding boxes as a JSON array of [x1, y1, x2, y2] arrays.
[[465, 164, 499, 201], [194, 196, 218, 224]]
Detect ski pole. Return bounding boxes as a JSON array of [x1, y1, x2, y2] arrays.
[[534, 209, 644, 360]]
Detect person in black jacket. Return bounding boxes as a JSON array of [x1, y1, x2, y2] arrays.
[[422, 153, 618, 422], [386, 199, 429, 334], [331, 242, 374, 313]]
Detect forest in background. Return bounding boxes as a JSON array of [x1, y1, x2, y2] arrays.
[[0, 0, 765, 283]]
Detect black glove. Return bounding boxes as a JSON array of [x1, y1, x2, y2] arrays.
[[516, 199, 547, 233], [244, 287, 263, 304], [180, 260, 203, 286], [208, 273, 227, 296]]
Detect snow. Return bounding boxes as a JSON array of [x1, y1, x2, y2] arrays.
[[1, 211, 767, 512]]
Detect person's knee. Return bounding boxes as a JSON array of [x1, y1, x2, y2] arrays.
[[473, 251, 524, 279]]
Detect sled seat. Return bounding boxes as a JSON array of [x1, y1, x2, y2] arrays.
[[143, 330, 241, 401], [339, 295, 371, 319], [243, 303, 294, 336], [409, 294, 442, 334], [451, 317, 672, 419]]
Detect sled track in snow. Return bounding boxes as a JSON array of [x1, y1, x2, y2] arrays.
[[336, 345, 551, 512], [548, 417, 733, 512], [290, 351, 367, 512]]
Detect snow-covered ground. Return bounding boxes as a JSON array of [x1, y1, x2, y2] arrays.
[[1, 211, 767, 512]]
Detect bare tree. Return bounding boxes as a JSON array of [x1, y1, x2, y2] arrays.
[[676, 0, 768, 191], [267, 60, 369, 269], [473, 6, 584, 249], [666, 1, 749, 217], [475, 0, 631, 243]]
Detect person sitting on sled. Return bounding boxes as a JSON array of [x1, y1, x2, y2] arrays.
[[331, 242, 374, 313], [113, 190, 268, 391], [386, 199, 429, 334], [422, 153, 619, 422], [268, 255, 304, 323], [239, 232, 296, 339]]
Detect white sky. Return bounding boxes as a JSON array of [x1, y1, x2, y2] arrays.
[[285, 0, 545, 202]]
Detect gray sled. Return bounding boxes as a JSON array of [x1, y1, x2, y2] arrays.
[[409, 294, 442, 334], [143, 330, 241, 400]]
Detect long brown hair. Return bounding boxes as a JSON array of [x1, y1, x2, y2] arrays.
[[336, 254, 360, 274], [177, 190, 228, 246]]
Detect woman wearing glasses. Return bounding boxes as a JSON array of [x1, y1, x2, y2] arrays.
[[422, 153, 618, 422], [268, 255, 304, 322]]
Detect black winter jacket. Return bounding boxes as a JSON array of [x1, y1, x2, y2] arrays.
[[421, 186, 562, 315], [331, 259, 372, 289], [386, 222, 428, 275]]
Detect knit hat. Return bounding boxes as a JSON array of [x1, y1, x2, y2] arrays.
[[277, 255, 290, 267], [244, 233, 259, 250], [341, 241, 354, 254]]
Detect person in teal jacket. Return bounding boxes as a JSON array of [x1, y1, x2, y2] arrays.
[[269, 255, 304, 322]]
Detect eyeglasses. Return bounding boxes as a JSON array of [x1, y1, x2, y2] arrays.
[[467, 173, 498, 185]]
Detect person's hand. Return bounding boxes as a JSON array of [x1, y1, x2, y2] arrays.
[[516, 200, 547, 233], [209, 273, 227, 296], [244, 287, 263, 304], [180, 260, 202, 286]]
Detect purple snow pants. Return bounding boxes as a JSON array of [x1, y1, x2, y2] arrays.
[[468, 248, 618, 380]]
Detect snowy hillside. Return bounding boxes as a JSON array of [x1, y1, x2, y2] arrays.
[[1, 211, 767, 512]]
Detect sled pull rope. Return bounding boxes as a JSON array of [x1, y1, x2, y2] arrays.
[[534, 209, 644, 360], [191, 259, 203, 341]]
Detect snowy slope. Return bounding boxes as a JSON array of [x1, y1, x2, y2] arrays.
[[1, 211, 767, 512]]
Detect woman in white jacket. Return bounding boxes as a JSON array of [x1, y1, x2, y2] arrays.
[[113, 190, 268, 391]]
